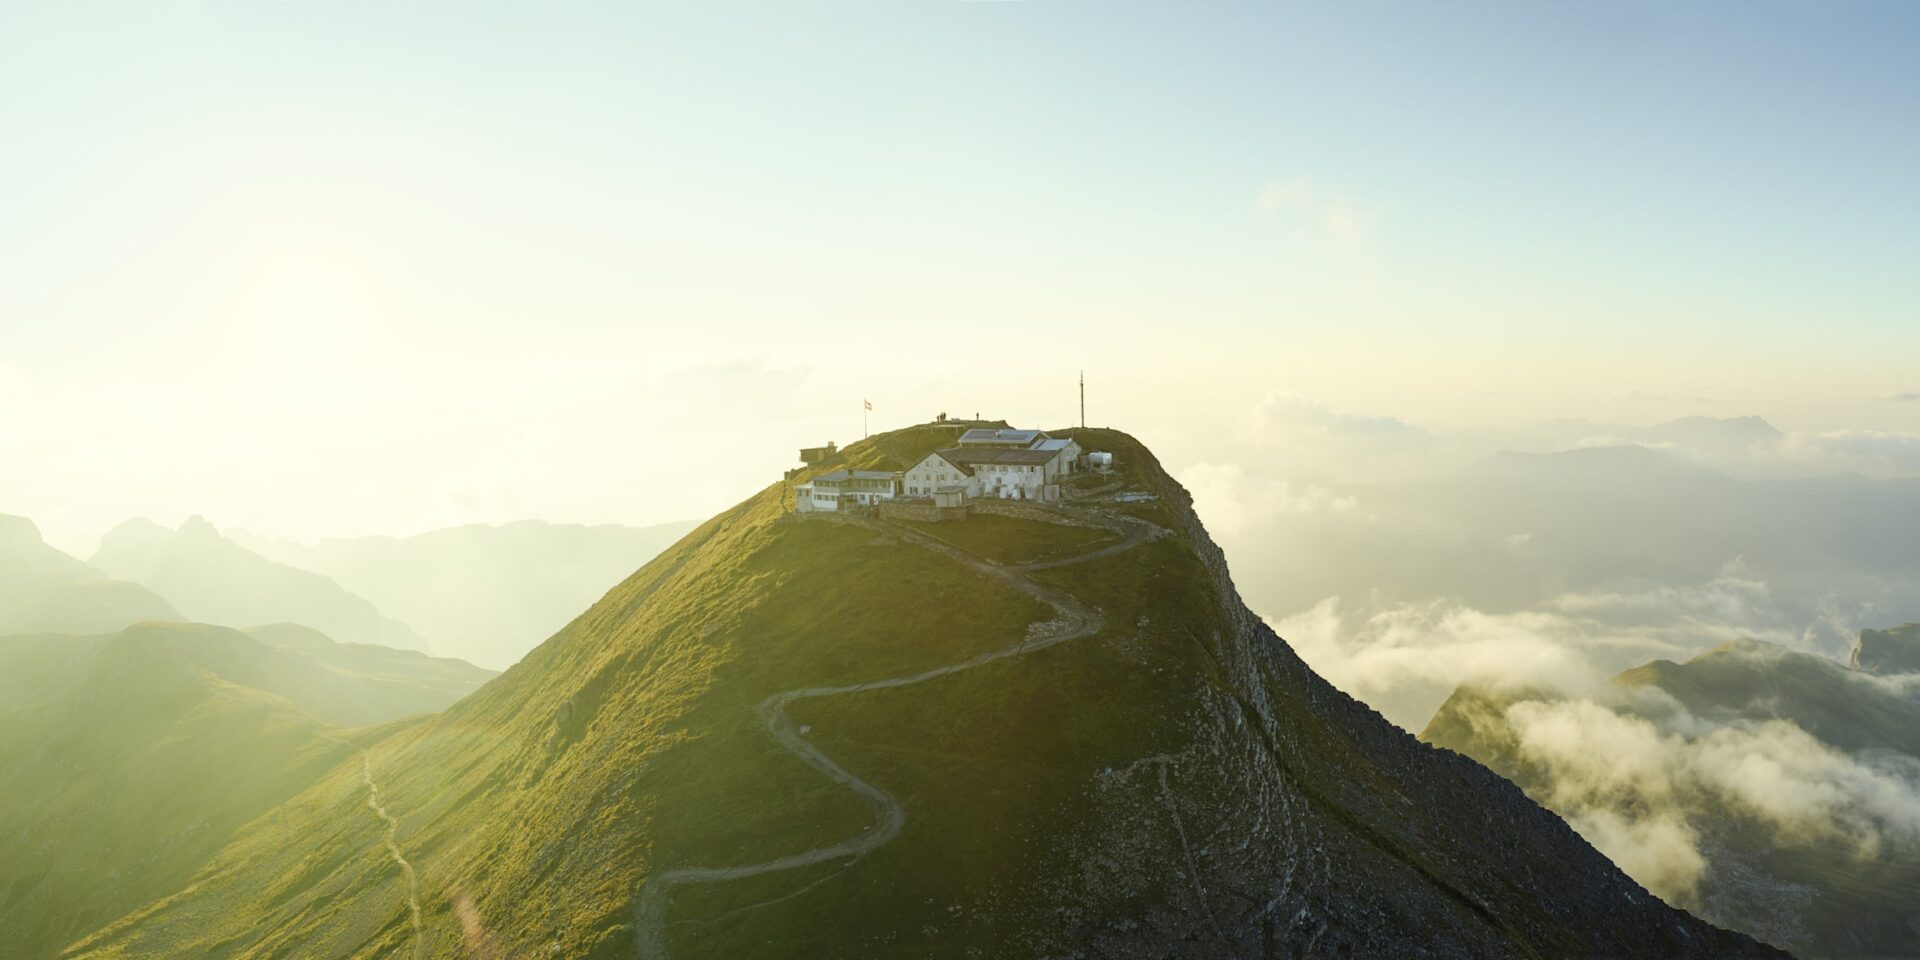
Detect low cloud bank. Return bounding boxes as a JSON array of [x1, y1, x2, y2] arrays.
[[1198, 393, 1920, 954], [1500, 696, 1920, 905], [1272, 575, 1799, 731], [1177, 462, 1355, 535]]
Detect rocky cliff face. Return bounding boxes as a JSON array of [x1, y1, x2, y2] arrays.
[[1851, 623, 1920, 676], [1011, 429, 1779, 958]]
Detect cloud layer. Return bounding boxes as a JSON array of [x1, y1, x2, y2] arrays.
[[1499, 695, 1920, 906], [1271, 574, 1796, 731]]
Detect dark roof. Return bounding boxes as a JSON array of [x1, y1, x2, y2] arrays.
[[914, 450, 976, 475], [940, 446, 1060, 466], [957, 428, 1046, 445], [812, 470, 897, 484]]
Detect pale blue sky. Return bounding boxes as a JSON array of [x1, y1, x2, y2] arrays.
[[3, 2, 1917, 550]]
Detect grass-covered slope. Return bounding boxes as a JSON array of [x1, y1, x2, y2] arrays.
[[67, 473, 1051, 959], [0, 624, 382, 959], [899, 511, 1120, 565], [245, 623, 496, 718], [65, 425, 1778, 959]]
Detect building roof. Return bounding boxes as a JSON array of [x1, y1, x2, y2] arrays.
[[940, 446, 1060, 466], [957, 428, 1047, 446], [1032, 438, 1073, 452], [913, 450, 976, 475], [812, 469, 898, 484]]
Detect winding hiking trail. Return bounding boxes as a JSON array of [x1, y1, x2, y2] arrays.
[[358, 750, 426, 959], [315, 732, 424, 959], [633, 506, 1158, 959], [210, 697, 427, 958]]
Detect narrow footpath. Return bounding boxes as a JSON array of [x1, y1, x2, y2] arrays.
[[632, 507, 1157, 959], [316, 731, 424, 960], [210, 695, 426, 960]]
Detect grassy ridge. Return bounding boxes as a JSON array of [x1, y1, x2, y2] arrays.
[[68, 468, 1051, 959]]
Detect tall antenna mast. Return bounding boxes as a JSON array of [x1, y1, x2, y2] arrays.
[[1079, 370, 1085, 428]]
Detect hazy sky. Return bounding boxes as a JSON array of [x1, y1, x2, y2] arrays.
[[5, 3, 1918, 554]]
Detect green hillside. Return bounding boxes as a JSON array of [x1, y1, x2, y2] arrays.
[[245, 623, 497, 720], [60, 426, 1776, 959], [0, 624, 401, 959]]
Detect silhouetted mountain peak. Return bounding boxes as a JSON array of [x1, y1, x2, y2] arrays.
[[1851, 624, 1920, 676], [178, 514, 221, 540], [91, 515, 433, 654], [0, 512, 46, 545]]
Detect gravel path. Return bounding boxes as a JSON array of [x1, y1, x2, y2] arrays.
[[632, 508, 1157, 959]]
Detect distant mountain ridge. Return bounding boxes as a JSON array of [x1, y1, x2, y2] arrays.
[[234, 518, 697, 668], [1511, 415, 1785, 460], [0, 514, 181, 636], [91, 515, 433, 653]]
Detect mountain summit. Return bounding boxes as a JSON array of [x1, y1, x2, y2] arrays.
[[0, 513, 180, 635], [65, 426, 1780, 959]]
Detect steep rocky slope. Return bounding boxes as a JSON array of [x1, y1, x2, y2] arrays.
[[64, 426, 1779, 959], [1851, 622, 1920, 675]]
